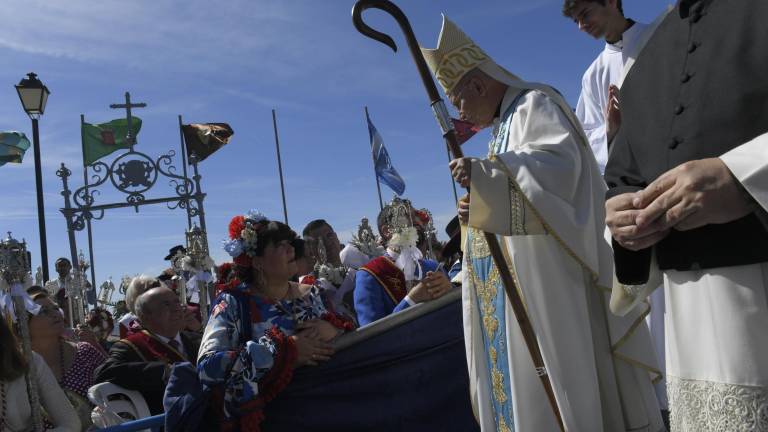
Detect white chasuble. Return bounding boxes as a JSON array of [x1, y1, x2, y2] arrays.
[[463, 88, 664, 432]]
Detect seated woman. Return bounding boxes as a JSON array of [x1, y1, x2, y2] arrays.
[[28, 291, 106, 430], [0, 314, 80, 431], [198, 210, 354, 431]]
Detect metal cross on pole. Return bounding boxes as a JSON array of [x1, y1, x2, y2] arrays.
[[109, 92, 147, 149]]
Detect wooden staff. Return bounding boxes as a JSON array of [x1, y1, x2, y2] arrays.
[[352, 1, 565, 429]]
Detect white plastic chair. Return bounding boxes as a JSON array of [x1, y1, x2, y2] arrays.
[[88, 382, 152, 431]]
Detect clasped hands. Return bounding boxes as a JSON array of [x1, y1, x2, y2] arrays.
[[607, 158, 754, 251], [292, 319, 339, 367]]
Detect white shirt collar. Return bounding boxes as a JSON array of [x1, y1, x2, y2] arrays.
[[606, 21, 646, 52]]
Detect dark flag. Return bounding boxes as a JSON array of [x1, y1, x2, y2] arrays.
[[181, 123, 234, 163]]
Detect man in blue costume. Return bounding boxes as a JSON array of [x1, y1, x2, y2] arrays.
[[354, 197, 452, 326]]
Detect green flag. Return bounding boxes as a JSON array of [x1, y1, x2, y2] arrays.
[[82, 118, 142, 165]]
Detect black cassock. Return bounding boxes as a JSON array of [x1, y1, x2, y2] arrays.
[[605, 0, 768, 283]]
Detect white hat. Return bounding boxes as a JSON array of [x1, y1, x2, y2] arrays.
[[420, 15, 587, 149]]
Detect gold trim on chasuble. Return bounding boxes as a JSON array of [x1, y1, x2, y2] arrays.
[[466, 235, 513, 428], [485, 156, 663, 383]]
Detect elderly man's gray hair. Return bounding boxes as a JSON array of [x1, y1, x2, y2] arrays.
[[125, 275, 163, 314]]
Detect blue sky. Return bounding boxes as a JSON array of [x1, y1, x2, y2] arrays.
[[0, 0, 670, 292]]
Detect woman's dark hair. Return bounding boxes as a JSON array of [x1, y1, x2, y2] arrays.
[[235, 221, 298, 285], [0, 316, 28, 381]]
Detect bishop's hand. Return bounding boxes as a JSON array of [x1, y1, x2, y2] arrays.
[[450, 158, 475, 188], [632, 158, 756, 232], [457, 194, 470, 225]]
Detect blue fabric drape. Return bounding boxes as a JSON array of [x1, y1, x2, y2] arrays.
[[262, 299, 479, 431]]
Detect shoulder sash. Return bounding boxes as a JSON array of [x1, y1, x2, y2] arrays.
[[360, 256, 407, 304]]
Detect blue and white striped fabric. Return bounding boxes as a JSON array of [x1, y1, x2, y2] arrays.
[[0, 131, 31, 167], [367, 114, 406, 196]]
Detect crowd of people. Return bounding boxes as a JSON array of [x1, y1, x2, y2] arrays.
[[2, 0, 767, 431], [0, 196, 459, 431]]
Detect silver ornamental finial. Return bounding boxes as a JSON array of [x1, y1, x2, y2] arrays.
[[0, 232, 30, 284]]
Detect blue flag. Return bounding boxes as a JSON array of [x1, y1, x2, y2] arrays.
[[367, 115, 405, 196], [0, 132, 31, 167]]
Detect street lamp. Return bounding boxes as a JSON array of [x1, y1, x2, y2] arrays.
[[15, 72, 51, 282]]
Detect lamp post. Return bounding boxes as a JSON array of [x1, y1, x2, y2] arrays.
[[15, 72, 51, 282]]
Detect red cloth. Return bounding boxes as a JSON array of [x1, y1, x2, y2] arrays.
[[360, 256, 407, 304]]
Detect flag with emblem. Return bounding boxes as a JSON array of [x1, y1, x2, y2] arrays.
[[82, 118, 142, 165]]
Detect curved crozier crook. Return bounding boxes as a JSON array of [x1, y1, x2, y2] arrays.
[[351, 0, 407, 52]]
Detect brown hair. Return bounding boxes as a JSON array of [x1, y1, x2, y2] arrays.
[[0, 317, 29, 381], [562, 0, 623, 18]]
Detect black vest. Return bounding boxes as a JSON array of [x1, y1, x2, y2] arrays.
[[605, 0, 768, 280]]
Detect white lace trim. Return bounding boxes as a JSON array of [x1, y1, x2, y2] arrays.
[[668, 375, 768, 431]]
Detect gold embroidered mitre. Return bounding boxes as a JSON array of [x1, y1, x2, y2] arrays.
[[420, 15, 492, 94]]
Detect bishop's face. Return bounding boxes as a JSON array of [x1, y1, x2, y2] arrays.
[[448, 76, 496, 129]]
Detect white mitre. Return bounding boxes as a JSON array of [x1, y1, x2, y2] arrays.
[[420, 15, 582, 128]]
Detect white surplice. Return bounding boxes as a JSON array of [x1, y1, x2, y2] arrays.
[[463, 87, 664, 432], [660, 134, 768, 431], [575, 22, 649, 174]]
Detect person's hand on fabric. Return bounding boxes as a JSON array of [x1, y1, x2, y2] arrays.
[[296, 319, 340, 342], [450, 158, 476, 188], [424, 271, 451, 300], [292, 330, 335, 367], [408, 271, 452, 303], [606, 192, 670, 251], [407, 279, 431, 304], [605, 84, 621, 144], [633, 158, 755, 232], [458, 194, 470, 225]]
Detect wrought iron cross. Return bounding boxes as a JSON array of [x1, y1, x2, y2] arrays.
[[109, 92, 146, 147]]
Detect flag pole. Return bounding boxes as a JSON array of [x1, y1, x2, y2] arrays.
[[178, 115, 193, 230], [80, 114, 96, 314], [271, 109, 289, 224], [364, 106, 385, 211]]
